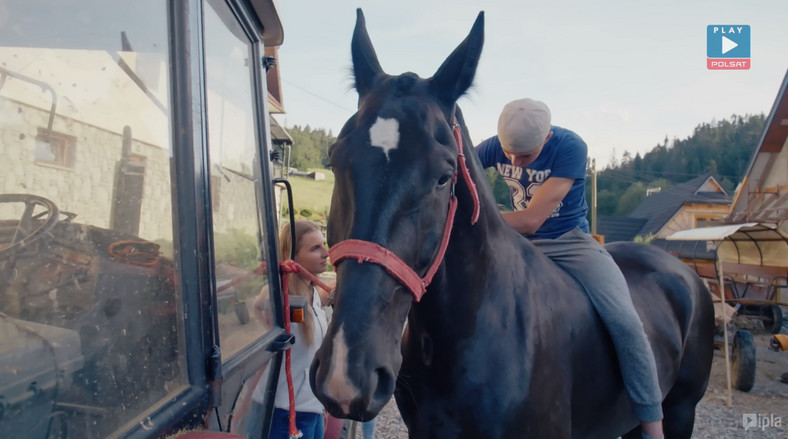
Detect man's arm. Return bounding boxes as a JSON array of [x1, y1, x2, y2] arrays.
[[501, 176, 574, 235]]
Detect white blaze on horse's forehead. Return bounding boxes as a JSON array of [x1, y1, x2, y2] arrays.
[[369, 117, 400, 161], [325, 327, 361, 414]]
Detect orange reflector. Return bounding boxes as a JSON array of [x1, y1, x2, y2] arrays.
[[288, 295, 307, 323], [291, 308, 304, 323]]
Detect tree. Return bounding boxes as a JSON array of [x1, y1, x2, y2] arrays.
[[486, 168, 512, 210], [287, 124, 337, 170], [615, 182, 646, 216], [607, 148, 618, 169], [595, 113, 764, 215], [596, 189, 619, 216]]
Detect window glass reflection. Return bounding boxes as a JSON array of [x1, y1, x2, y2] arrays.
[[203, 0, 274, 359], [0, 1, 185, 437]]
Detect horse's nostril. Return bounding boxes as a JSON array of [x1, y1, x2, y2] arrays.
[[372, 367, 395, 403]]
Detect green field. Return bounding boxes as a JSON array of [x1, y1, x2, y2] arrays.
[[285, 169, 335, 221]]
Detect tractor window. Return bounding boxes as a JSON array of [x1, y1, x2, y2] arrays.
[[0, 1, 187, 438], [203, 0, 274, 359]]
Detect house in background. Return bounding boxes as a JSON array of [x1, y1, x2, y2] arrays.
[[598, 173, 732, 243], [726, 70, 788, 227]]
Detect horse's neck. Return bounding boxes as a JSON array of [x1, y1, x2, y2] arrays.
[[427, 108, 552, 306], [442, 126, 548, 288], [448, 213, 542, 280], [408, 217, 545, 362]]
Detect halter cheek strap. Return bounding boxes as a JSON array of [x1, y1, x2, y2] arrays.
[[329, 116, 478, 302], [454, 119, 480, 224]]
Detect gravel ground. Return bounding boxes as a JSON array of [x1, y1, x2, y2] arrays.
[[357, 332, 788, 439]]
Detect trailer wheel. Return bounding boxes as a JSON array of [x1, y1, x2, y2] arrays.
[[235, 301, 250, 325], [762, 305, 783, 334], [731, 329, 756, 392], [47, 411, 67, 439]]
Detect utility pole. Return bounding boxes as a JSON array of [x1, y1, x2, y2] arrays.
[[590, 158, 597, 235]]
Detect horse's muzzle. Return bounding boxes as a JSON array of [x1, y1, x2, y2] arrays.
[[310, 340, 396, 421]]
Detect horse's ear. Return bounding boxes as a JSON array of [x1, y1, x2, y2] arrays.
[[429, 11, 484, 106], [351, 8, 384, 102]]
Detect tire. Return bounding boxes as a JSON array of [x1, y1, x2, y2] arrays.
[[235, 301, 250, 325], [46, 411, 67, 439], [762, 304, 783, 334], [731, 329, 756, 392]]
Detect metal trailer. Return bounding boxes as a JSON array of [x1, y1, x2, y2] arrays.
[[667, 222, 788, 403]]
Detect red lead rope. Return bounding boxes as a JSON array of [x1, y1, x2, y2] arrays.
[[328, 116, 478, 302], [278, 260, 334, 438]]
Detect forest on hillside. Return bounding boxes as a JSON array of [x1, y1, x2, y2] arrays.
[[593, 113, 765, 216], [282, 114, 766, 217], [284, 124, 335, 170]]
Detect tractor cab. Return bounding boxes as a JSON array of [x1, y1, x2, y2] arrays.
[[0, 0, 290, 437]]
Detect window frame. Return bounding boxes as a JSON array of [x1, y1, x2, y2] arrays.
[[34, 127, 77, 168], [115, 0, 285, 437], [202, 0, 287, 434], [694, 214, 724, 228]]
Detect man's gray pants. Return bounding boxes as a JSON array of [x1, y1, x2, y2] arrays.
[[531, 228, 663, 422]]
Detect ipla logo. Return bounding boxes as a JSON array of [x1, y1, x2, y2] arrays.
[[743, 413, 782, 431], [707, 25, 751, 70]]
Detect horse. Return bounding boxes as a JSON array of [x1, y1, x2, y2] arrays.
[[309, 9, 714, 438]]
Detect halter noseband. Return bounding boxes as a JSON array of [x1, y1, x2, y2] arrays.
[[329, 115, 480, 301]]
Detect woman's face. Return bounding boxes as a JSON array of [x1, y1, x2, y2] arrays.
[[295, 230, 329, 275]]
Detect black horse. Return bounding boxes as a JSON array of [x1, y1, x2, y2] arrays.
[[310, 9, 714, 438]]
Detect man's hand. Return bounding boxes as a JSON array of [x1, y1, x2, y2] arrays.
[[501, 177, 574, 235]]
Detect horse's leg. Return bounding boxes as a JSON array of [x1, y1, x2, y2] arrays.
[[661, 284, 714, 439], [659, 365, 708, 439], [661, 401, 697, 439]]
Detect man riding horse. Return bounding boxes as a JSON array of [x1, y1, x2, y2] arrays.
[[477, 98, 663, 438]]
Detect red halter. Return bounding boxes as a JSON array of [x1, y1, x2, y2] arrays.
[[329, 116, 480, 302]]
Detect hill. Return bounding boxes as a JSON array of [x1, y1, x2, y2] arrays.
[[593, 113, 765, 216], [281, 113, 766, 221]]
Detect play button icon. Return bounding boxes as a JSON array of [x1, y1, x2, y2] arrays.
[[707, 25, 750, 70], [722, 36, 738, 54]]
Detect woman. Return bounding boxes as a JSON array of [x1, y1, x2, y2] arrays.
[[249, 220, 330, 439]]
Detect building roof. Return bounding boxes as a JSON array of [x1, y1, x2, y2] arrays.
[[251, 0, 284, 46], [627, 173, 731, 236], [597, 216, 647, 242], [728, 68, 788, 224], [269, 116, 293, 145]]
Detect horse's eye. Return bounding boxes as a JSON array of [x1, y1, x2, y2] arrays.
[[437, 173, 453, 187]]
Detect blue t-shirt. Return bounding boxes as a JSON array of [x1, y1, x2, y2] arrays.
[[476, 126, 589, 239]]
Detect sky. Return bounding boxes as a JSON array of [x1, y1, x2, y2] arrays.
[[271, 0, 788, 168]]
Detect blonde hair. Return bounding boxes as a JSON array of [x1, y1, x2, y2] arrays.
[[279, 220, 322, 345]]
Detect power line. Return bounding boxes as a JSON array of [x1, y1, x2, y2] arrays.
[[601, 168, 743, 181], [282, 78, 355, 113]]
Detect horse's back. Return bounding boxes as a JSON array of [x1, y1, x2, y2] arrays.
[[606, 241, 713, 332]]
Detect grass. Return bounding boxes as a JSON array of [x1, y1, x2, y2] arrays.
[[284, 168, 335, 218]]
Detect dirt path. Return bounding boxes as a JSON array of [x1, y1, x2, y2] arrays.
[[692, 331, 788, 438]]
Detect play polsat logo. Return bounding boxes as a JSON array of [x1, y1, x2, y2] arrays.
[[707, 25, 750, 70]]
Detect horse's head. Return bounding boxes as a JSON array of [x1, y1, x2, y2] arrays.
[[310, 9, 484, 420]]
